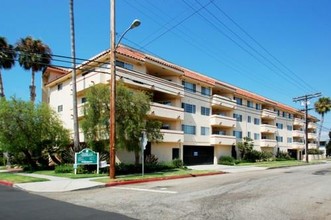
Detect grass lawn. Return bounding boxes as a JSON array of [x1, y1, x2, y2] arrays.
[[94, 168, 220, 183], [237, 160, 323, 168], [0, 173, 48, 183], [34, 170, 108, 179]]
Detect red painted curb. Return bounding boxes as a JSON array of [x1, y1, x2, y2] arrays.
[[0, 180, 14, 187], [105, 171, 225, 187]]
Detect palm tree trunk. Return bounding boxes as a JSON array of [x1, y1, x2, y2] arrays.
[[317, 114, 324, 148], [30, 70, 36, 102], [0, 71, 4, 98], [70, 0, 80, 151]]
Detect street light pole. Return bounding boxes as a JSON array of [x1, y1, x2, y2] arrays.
[[109, 0, 141, 179]]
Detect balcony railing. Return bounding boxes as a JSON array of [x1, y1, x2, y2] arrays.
[[293, 118, 304, 127], [261, 109, 277, 119], [210, 115, 236, 128], [211, 94, 237, 110], [291, 142, 305, 149], [210, 135, 236, 146], [160, 129, 184, 143], [308, 143, 317, 149], [260, 124, 277, 133], [149, 102, 184, 120], [260, 139, 277, 147], [117, 67, 184, 97], [292, 130, 305, 138], [308, 122, 317, 130], [308, 133, 317, 140]]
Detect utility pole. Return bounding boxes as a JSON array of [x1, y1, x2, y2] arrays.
[[293, 93, 321, 163]]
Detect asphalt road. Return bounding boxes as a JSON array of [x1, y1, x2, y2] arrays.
[[0, 185, 134, 220], [38, 163, 331, 220]]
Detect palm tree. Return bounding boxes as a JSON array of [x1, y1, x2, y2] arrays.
[[70, 0, 80, 151], [0, 36, 16, 98], [16, 36, 52, 102], [314, 97, 331, 147]]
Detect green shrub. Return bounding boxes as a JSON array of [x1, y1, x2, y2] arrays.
[[244, 150, 261, 162], [172, 158, 183, 168], [276, 151, 292, 160], [55, 164, 74, 173], [307, 148, 324, 155], [218, 156, 235, 165], [260, 151, 274, 161], [145, 154, 159, 165]]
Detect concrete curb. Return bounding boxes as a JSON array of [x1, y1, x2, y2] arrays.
[[105, 171, 226, 187], [0, 180, 14, 187]]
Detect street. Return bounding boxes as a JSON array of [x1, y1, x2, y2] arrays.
[[0, 185, 134, 220], [39, 163, 331, 220]]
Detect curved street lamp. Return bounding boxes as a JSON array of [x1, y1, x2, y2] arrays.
[[109, 0, 141, 179]]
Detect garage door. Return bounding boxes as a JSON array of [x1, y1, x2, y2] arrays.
[[183, 146, 214, 165]]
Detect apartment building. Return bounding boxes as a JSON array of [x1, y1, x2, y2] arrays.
[[42, 45, 318, 165]]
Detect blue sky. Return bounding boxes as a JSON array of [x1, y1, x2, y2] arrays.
[[1, 0, 330, 139]]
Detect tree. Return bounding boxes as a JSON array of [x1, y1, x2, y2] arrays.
[[0, 36, 16, 98], [16, 36, 52, 102], [237, 137, 254, 159], [314, 97, 331, 147], [81, 82, 163, 164], [69, 0, 80, 151], [326, 131, 331, 157], [0, 98, 70, 169]]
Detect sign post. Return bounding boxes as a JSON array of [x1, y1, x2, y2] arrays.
[[74, 148, 99, 174], [140, 132, 148, 176]]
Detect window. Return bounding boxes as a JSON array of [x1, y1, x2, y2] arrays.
[[255, 103, 261, 110], [247, 131, 251, 138], [254, 118, 260, 125], [287, 125, 293, 131], [287, 137, 292, 143], [182, 81, 196, 93], [234, 97, 242, 105], [277, 110, 280, 116], [182, 125, 196, 135], [288, 114, 292, 119], [116, 60, 133, 70], [57, 83, 63, 91], [276, 123, 283, 129], [282, 112, 286, 118], [254, 133, 260, 140], [201, 86, 211, 96], [81, 97, 87, 104], [57, 105, 63, 112], [233, 131, 243, 139], [215, 130, 226, 135], [182, 103, 196, 114], [161, 124, 171, 129], [276, 136, 283, 142], [233, 113, 242, 122], [247, 100, 253, 108], [201, 107, 210, 116], [201, 127, 210, 136], [248, 116, 251, 123], [172, 148, 179, 160]]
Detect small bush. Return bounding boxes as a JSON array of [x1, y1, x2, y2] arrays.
[[307, 148, 324, 155], [55, 164, 74, 173], [218, 156, 235, 165], [172, 158, 183, 168], [260, 151, 274, 161], [244, 150, 261, 162], [276, 151, 292, 160], [145, 154, 158, 165]]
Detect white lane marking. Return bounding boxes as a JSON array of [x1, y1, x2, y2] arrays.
[[113, 186, 178, 194]]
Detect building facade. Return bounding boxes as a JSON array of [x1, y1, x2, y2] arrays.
[[42, 45, 318, 165]]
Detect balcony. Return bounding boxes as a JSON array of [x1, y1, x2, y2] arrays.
[[149, 102, 184, 120], [211, 95, 236, 110], [260, 139, 277, 147], [294, 118, 304, 127], [292, 130, 304, 138], [308, 143, 317, 149], [210, 115, 236, 128], [260, 124, 277, 133], [291, 142, 305, 150], [117, 67, 184, 97], [76, 72, 105, 93], [308, 122, 317, 130], [160, 129, 184, 143], [261, 109, 277, 119], [210, 135, 236, 146], [308, 133, 317, 140]]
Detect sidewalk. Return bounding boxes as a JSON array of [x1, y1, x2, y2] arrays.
[[0, 164, 266, 193]]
